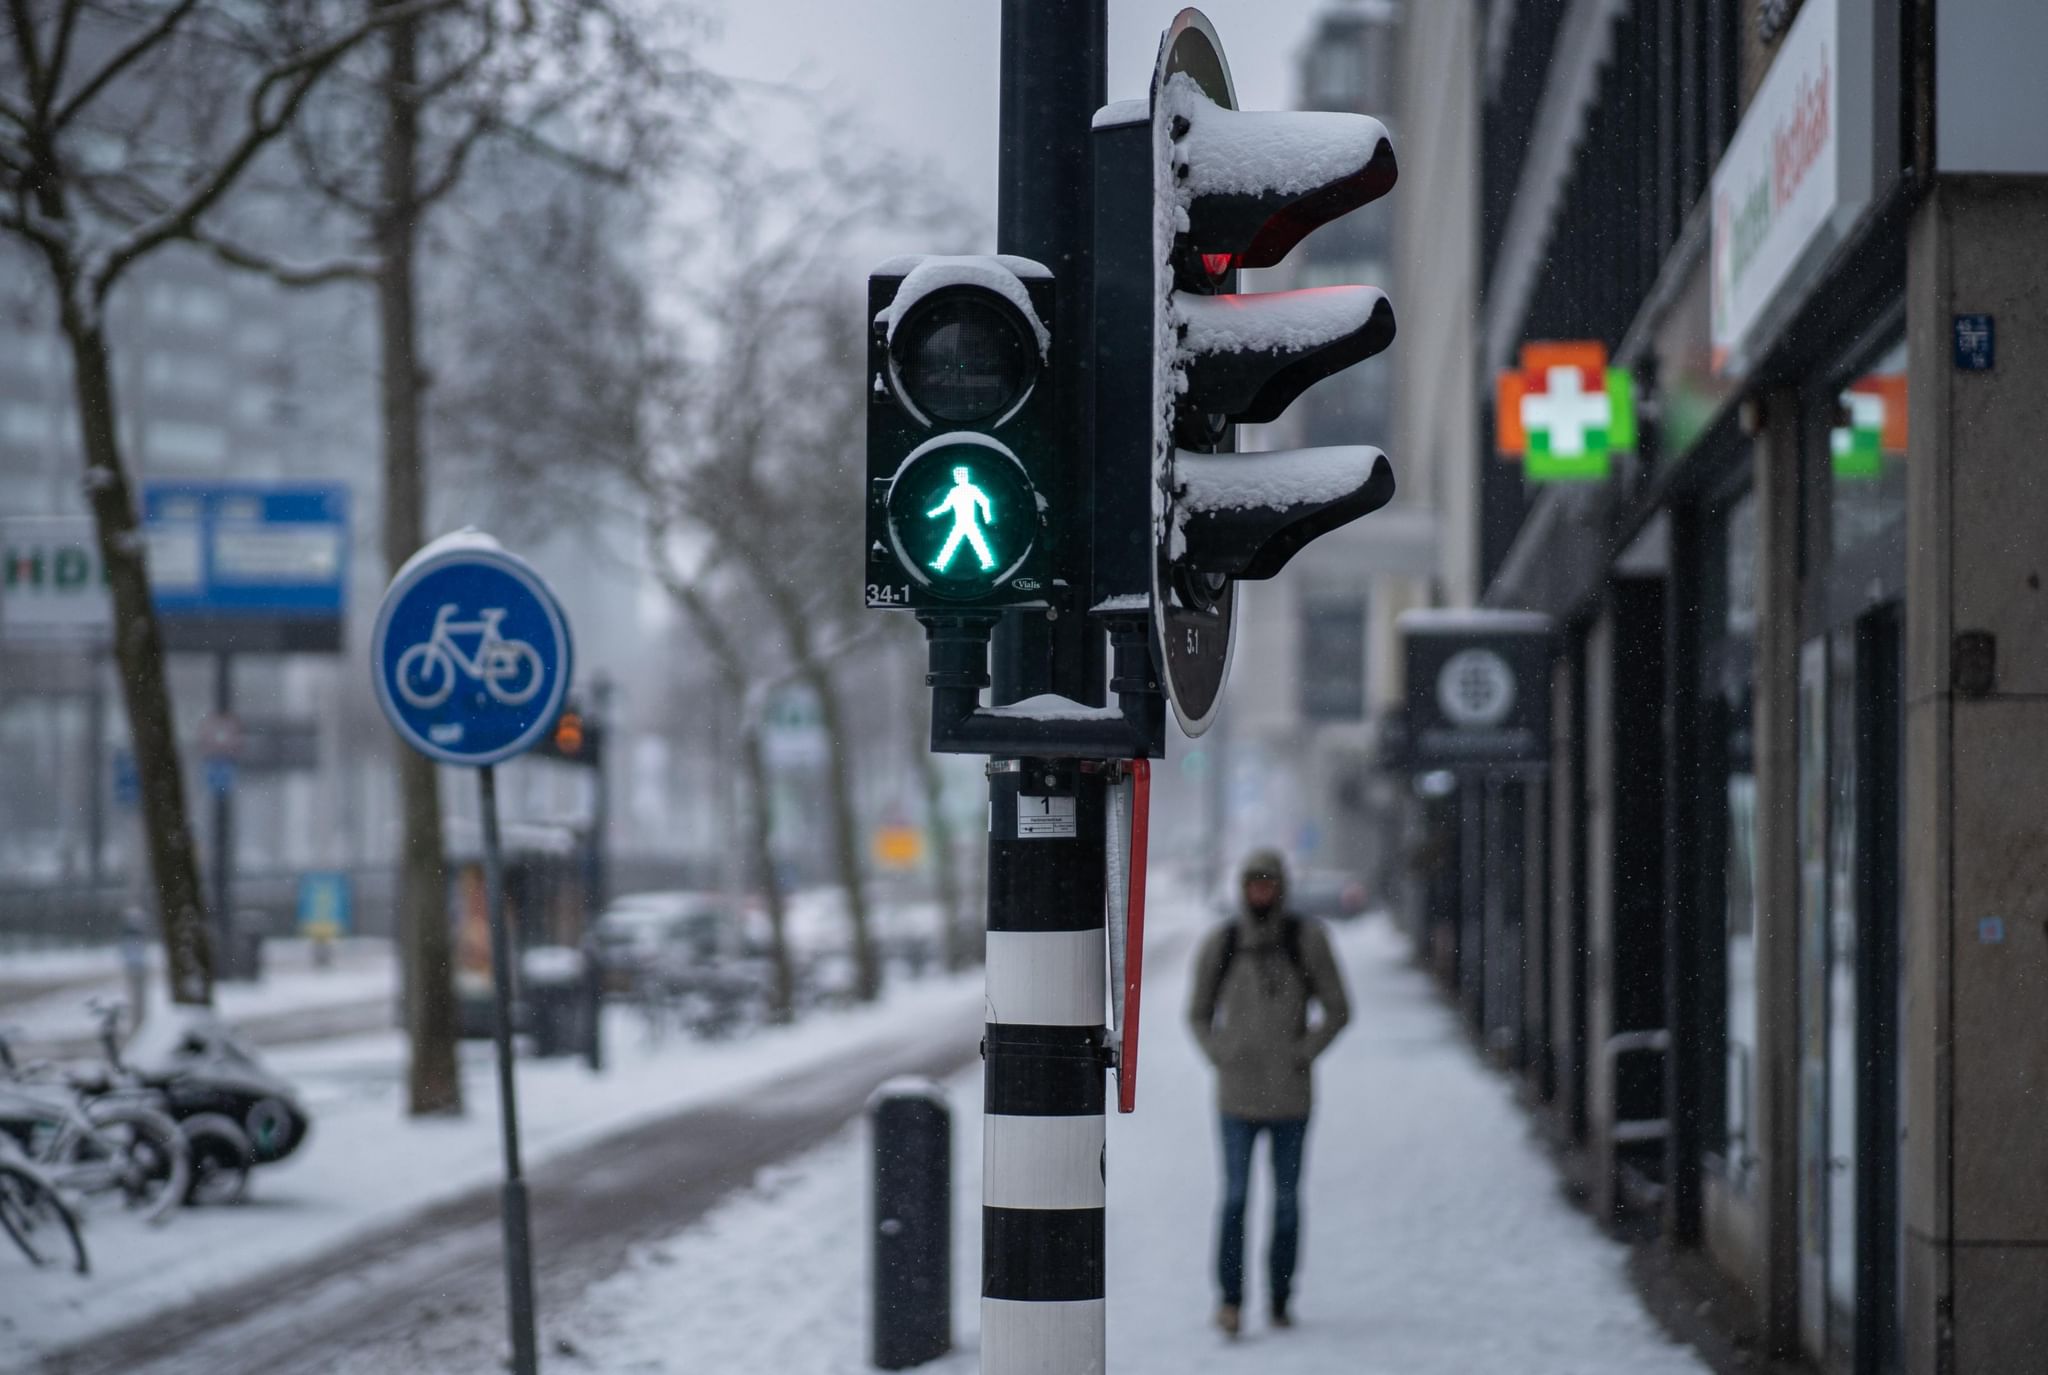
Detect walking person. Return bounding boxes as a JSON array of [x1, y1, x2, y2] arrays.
[[1187, 848, 1352, 1337]]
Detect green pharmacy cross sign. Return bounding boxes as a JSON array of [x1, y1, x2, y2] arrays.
[[884, 436, 1041, 601]]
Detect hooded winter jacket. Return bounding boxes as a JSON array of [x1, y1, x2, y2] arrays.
[[1186, 908, 1350, 1121]]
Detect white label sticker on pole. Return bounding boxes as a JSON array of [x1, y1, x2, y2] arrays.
[[1017, 795, 1077, 839]]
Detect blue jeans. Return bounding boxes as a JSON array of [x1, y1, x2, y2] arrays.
[[1216, 1115, 1308, 1309]]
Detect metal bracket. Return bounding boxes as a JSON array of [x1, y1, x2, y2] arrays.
[[918, 613, 1166, 759]]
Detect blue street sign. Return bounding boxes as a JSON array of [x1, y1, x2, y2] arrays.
[[370, 534, 572, 767], [143, 482, 349, 652], [204, 757, 237, 796]]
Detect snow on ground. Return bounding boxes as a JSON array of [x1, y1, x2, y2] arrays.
[[355, 905, 1709, 1375], [0, 938, 397, 1048], [0, 968, 983, 1367]]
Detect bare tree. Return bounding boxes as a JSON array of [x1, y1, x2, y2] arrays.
[[642, 538, 798, 1021], [200, 0, 696, 1113], [627, 107, 972, 1003], [0, 0, 446, 1006]]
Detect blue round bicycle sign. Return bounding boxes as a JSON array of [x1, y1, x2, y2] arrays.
[[370, 533, 573, 767]]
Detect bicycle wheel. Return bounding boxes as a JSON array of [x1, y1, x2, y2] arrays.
[[78, 1101, 189, 1225], [395, 640, 455, 708], [483, 639, 544, 704], [0, 1161, 89, 1275], [180, 1113, 253, 1206]]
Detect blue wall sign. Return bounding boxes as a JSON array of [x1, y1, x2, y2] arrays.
[[1953, 314, 1995, 371], [143, 482, 348, 652], [371, 535, 572, 767], [204, 757, 237, 796], [297, 871, 354, 937]]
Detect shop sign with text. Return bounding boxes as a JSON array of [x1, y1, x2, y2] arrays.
[[1709, 0, 1873, 377]]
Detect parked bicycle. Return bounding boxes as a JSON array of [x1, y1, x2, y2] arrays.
[[0, 1026, 189, 1226], [83, 1000, 305, 1204], [72, 1002, 263, 1206], [0, 1144, 89, 1275]]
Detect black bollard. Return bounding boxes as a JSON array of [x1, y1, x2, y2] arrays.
[[870, 1078, 952, 1370]]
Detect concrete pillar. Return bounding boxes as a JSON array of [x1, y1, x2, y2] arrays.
[[1901, 175, 2048, 1375], [1748, 387, 1803, 1354]]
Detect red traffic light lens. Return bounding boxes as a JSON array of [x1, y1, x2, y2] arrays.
[[1201, 253, 1234, 279]]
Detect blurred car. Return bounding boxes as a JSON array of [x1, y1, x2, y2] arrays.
[[596, 891, 772, 1037], [594, 891, 741, 991], [1289, 869, 1370, 920], [743, 886, 948, 1006]]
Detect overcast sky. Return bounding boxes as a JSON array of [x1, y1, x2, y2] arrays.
[[705, 1, 1344, 227]]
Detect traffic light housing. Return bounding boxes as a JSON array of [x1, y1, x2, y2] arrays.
[[532, 703, 601, 766], [1093, 10, 1400, 736], [865, 256, 1057, 614]]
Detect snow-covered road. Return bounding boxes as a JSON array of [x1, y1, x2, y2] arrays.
[[310, 906, 1711, 1374]]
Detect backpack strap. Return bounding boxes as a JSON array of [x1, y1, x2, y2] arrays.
[[1212, 922, 1242, 989], [1213, 916, 1314, 994]]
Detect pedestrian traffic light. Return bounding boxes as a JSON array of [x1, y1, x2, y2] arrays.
[[1093, 10, 1399, 735], [865, 257, 1056, 613]]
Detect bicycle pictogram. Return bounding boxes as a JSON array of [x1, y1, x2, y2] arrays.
[[394, 603, 544, 709]]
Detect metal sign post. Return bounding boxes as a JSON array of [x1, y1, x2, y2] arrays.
[[477, 762, 537, 1375], [371, 530, 573, 1375]]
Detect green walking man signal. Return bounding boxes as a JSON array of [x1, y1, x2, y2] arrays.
[[927, 467, 996, 573]]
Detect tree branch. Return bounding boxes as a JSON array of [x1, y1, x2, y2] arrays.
[[36, 0, 85, 125], [412, 3, 499, 105], [466, 102, 631, 186], [410, 106, 493, 209], [90, 0, 454, 298], [188, 225, 375, 288], [287, 116, 382, 219], [5, 0, 49, 119], [50, 0, 200, 132]]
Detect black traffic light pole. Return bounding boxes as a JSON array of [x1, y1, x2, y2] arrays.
[[981, 5, 1111, 1373]]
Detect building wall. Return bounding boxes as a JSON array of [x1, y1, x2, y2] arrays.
[[1900, 173, 2048, 1375], [1391, 0, 1481, 611]]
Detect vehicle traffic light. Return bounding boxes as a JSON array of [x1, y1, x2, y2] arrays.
[[531, 703, 600, 766], [865, 256, 1057, 613], [1092, 11, 1400, 735]]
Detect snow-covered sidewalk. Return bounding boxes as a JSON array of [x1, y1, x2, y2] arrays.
[[0, 969, 983, 1368], [0, 937, 398, 1054], [476, 909, 1709, 1374]]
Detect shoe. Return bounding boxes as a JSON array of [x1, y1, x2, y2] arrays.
[[1215, 1304, 1241, 1338], [1271, 1302, 1294, 1330]]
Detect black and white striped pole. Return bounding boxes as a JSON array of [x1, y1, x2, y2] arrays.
[[982, 765, 1108, 1372]]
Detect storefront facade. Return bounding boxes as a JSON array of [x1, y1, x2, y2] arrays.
[[1391, 1, 2048, 1370]]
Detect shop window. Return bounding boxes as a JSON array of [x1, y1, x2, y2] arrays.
[[1826, 338, 1907, 599], [147, 419, 227, 466], [1707, 485, 1760, 1192], [1298, 596, 1366, 722]]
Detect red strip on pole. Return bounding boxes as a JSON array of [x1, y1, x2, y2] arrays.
[[1118, 758, 1151, 1113]]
